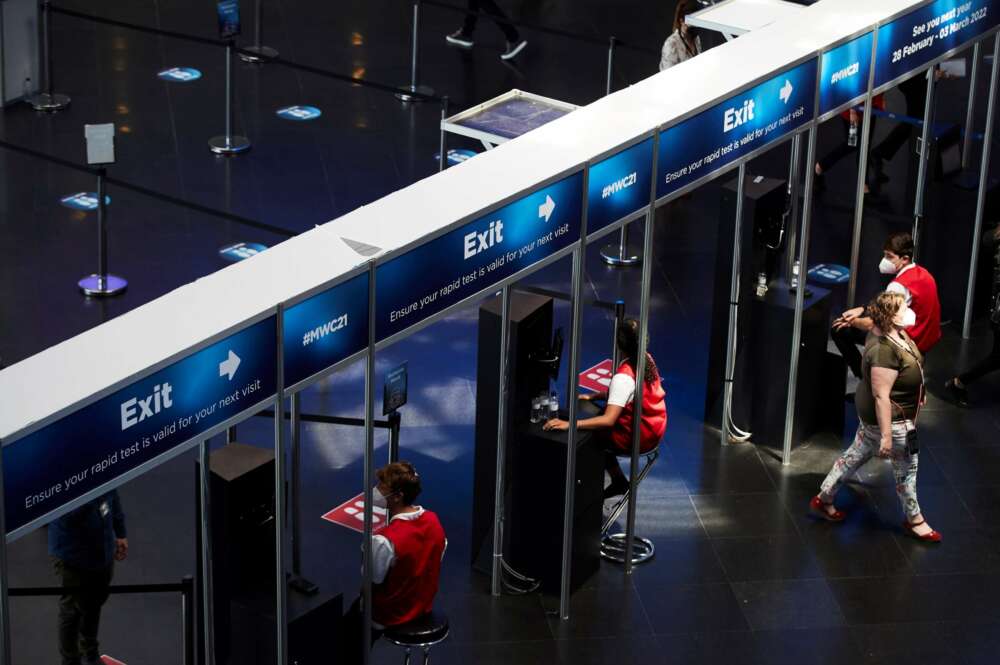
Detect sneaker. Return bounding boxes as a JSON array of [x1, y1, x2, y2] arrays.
[[445, 30, 474, 49], [500, 39, 527, 61]]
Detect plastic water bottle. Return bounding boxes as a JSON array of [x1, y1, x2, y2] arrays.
[[22, 77, 31, 101], [755, 271, 768, 297], [538, 393, 550, 419], [848, 118, 859, 147], [791, 260, 801, 290], [548, 391, 559, 419], [530, 398, 542, 423]]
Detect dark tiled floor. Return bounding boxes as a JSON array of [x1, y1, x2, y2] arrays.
[[3, 2, 1000, 665]]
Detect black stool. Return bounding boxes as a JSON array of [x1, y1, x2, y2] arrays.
[[383, 611, 450, 665], [600, 443, 660, 565]]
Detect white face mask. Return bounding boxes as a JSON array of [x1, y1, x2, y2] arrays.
[[372, 486, 391, 511], [894, 307, 916, 329], [879, 257, 898, 274]]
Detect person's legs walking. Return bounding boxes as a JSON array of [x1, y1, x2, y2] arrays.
[[55, 559, 84, 665], [77, 566, 113, 662], [477, 0, 520, 42], [818, 424, 877, 503], [889, 423, 921, 522]]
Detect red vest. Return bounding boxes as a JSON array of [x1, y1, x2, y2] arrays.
[[372, 510, 446, 627], [609, 360, 668, 453], [892, 265, 941, 353]]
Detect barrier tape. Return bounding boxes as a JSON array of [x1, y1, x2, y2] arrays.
[[9, 581, 189, 596]]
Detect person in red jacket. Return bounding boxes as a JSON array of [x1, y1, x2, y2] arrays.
[[344, 462, 446, 664], [832, 231, 941, 381], [544, 318, 667, 498]]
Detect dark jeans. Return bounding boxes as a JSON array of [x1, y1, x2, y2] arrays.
[[818, 116, 878, 174], [463, 0, 520, 42], [959, 325, 1000, 385], [342, 597, 384, 665], [872, 75, 928, 163], [54, 558, 113, 665], [831, 324, 868, 379]]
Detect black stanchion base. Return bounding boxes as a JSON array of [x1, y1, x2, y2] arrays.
[[240, 45, 279, 63], [209, 135, 252, 155], [396, 84, 435, 103], [289, 575, 319, 596], [599, 242, 641, 267], [78, 274, 127, 297], [27, 92, 71, 112]]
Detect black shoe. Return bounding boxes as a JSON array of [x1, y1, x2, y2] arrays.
[[945, 379, 969, 407], [500, 39, 527, 61], [445, 29, 474, 48], [603, 478, 629, 499]]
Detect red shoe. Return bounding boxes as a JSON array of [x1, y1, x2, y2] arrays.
[[903, 519, 942, 543], [809, 496, 845, 522]]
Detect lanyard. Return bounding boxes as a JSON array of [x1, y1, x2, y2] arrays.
[[883, 332, 925, 423]]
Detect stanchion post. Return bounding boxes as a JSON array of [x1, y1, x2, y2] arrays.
[[490, 285, 512, 596], [240, 0, 279, 63], [396, 1, 434, 102], [963, 41, 981, 171], [606, 36, 617, 96], [782, 126, 818, 464], [198, 440, 216, 665], [361, 261, 377, 665], [28, 0, 70, 112], [847, 33, 878, 308], [721, 163, 747, 444], [963, 35, 1000, 338], [79, 169, 127, 296], [209, 41, 251, 155], [439, 96, 449, 172], [623, 208, 655, 575], [0, 441, 12, 665], [600, 223, 641, 266], [912, 69, 937, 259]]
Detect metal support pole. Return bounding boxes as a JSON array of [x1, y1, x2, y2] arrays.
[[273, 310, 288, 665], [79, 169, 127, 296], [963, 35, 1000, 338], [290, 392, 302, 575], [963, 41, 982, 171], [0, 440, 13, 665], [28, 0, 70, 111], [198, 440, 216, 665], [209, 42, 251, 155], [605, 37, 617, 96], [490, 285, 513, 596], [396, 1, 434, 102], [439, 96, 449, 172], [559, 242, 586, 619], [784, 134, 803, 282], [782, 127, 819, 464], [623, 209, 656, 575], [847, 34, 878, 308], [240, 0, 279, 62], [912, 69, 937, 259], [226, 426, 237, 443], [721, 164, 747, 444], [182, 576, 195, 665], [362, 261, 377, 665], [388, 411, 402, 463], [611, 300, 625, 370]]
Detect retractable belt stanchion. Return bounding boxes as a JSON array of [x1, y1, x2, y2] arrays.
[[397, 0, 435, 103], [963, 34, 1000, 339], [439, 96, 449, 172], [782, 127, 819, 463], [623, 209, 655, 575], [198, 440, 217, 665], [240, 0, 279, 63], [912, 69, 937, 259], [28, 0, 70, 112], [720, 163, 747, 444], [361, 261, 377, 665], [847, 40, 878, 309], [209, 40, 251, 155], [274, 310, 289, 665], [0, 445, 12, 665], [963, 42, 982, 171], [489, 285, 512, 596], [78, 168, 127, 297]]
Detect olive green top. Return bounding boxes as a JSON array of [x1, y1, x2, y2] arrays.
[[855, 332, 924, 426]]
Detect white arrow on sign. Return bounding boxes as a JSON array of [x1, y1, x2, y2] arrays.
[[779, 80, 794, 104], [219, 350, 241, 381], [538, 194, 556, 222]]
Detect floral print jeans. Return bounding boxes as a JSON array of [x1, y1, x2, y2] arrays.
[[819, 420, 921, 520]]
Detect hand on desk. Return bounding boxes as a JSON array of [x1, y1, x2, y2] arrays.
[[543, 418, 569, 432]]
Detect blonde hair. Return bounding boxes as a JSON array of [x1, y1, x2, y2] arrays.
[[867, 291, 906, 332]]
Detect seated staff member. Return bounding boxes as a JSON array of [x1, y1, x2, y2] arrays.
[[832, 231, 941, 379], [544, 318, 667, 498], [344, 462, 447, 664]]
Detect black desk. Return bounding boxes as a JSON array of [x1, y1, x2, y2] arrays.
[[504, 400, 605, 592]]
